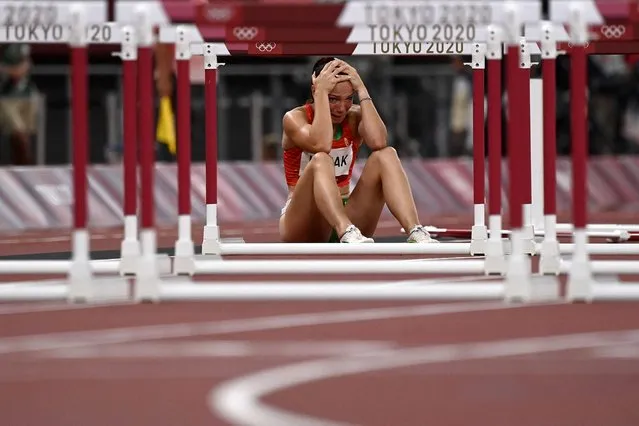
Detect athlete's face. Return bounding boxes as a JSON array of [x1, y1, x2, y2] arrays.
[[327, 81, 354, 123]]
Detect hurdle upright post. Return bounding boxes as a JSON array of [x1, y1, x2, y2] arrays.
[[466, 42, 488, 256], [118, 25, 140, 276], [538, 21, 561, 275], [201, 43, 225, 255], [134, 6, 160, 302], [518, 35, 536, 255], [503, 3, 533, 301], [67, 4, 93, 302], [566, 5, 595, 301], [484, 24, 506, 275], [173, 26, 196, 275]]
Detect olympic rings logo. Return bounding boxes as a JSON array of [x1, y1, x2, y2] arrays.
[[600, 25, 626, 39], [256, 42, 276, 52], [233, 26, 258, 40]]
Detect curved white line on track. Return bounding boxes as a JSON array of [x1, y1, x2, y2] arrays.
[[210, 329, 639, 426]]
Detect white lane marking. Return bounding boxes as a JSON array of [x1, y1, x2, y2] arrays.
[[0, 301, 540, 355], [38, 340, 396, 359], [592, 342, 639, 359], [210, 329, 639, 426]]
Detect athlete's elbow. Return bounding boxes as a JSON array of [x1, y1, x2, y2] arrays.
[[308, 140, 332, 154], [367, 137, 388, 151]]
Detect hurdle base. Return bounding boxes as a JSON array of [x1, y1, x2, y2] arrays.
[[566, 229, 594, 303], [504, 256, 532, 302], [87, 277, 130, 302], [173, 256, 195, 276], [522, 224, 537, 255], [67, 259, 93, 303], [484, 238, 506, 276], [173, 238, 195, 276], [201, 225, 220, 255], [135, 230, 160, 303], [470, 225, 487, 256], [119, 238, 141, 276], [135, 257, 160, 303], [504, 230, 532, 302], [566, 264, 595, 303], [539, 239, 561, 275]]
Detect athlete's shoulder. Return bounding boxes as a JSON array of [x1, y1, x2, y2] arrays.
[[283, 105, 310, 127], [282, 106, 311, 150]]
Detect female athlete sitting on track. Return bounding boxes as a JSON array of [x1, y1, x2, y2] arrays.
[[279, 57, 437, 244]]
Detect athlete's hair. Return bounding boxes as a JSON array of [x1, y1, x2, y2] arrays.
[[312, 57, 336, 77], [308, 57, 349, 103]]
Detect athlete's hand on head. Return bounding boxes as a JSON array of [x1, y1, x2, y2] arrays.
[[312, 60, 350, 94], [339, 60, 364, 92]]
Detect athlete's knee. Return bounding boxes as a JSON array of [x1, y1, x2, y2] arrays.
[[369, 146, 399, 165], [309, 151, 334, 172]]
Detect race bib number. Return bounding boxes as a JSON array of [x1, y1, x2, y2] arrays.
[[300, 146, 354, 177]]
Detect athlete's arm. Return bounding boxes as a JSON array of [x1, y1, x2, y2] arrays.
[[282, 98, 332, 153], [340, 62, 388, 151], [355, 87, 387, 151]]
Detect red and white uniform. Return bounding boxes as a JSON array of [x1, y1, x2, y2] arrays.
[[283, 104, 361, 190]]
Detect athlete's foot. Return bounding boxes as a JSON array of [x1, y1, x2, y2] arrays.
[[407, 225, 438, 243], [340, 225, 374, 243]]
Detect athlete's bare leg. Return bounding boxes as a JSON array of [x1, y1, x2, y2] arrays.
[[346, 146, 421, 237], [279, 152, 353, 242]]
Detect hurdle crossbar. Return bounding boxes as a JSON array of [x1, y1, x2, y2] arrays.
[[158, 281, 505, 301], [193, 258, 486, 275], [0, 256, 172, 275], [560, 260, 639, 276], [213, 242, 479, 255]]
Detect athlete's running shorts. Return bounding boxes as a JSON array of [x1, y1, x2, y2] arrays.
[[281, 196, 349, 243]]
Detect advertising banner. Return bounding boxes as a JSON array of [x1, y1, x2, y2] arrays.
[[0, 157, 638, 233]]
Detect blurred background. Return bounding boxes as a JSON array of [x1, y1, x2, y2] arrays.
[[2, 40, 639, 167]]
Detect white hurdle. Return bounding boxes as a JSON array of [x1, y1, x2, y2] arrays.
[[5, 3, 638, 304], [131, 6, 566, 304], [0, 4, 97, 302], [0, 6, 171, 303]]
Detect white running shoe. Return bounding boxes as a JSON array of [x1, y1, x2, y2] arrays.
[[407, 225, 439, 243], [340, 225, 374, 243]]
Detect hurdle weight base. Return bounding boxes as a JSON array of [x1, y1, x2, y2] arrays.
[[522, 231, 537, 256], [566, 263, 594, 303], [201, 225, 221, 255], [67, 260, 93, 303], [173, 256, 195, 276], [484, 239, 506, 276], [539, 239, 561, 275], [470, 225, 488, 256], [134, 256, 160, 303], [173, 238, 195, 276], [504, 255, 532, 302], [90, 277, 130, 303], [119, 239, 141, 276]]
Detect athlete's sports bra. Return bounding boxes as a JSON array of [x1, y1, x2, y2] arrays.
[[283, 103, 361, 188]]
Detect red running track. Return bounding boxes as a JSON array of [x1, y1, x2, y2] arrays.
[[0, 212, 638, 425]]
